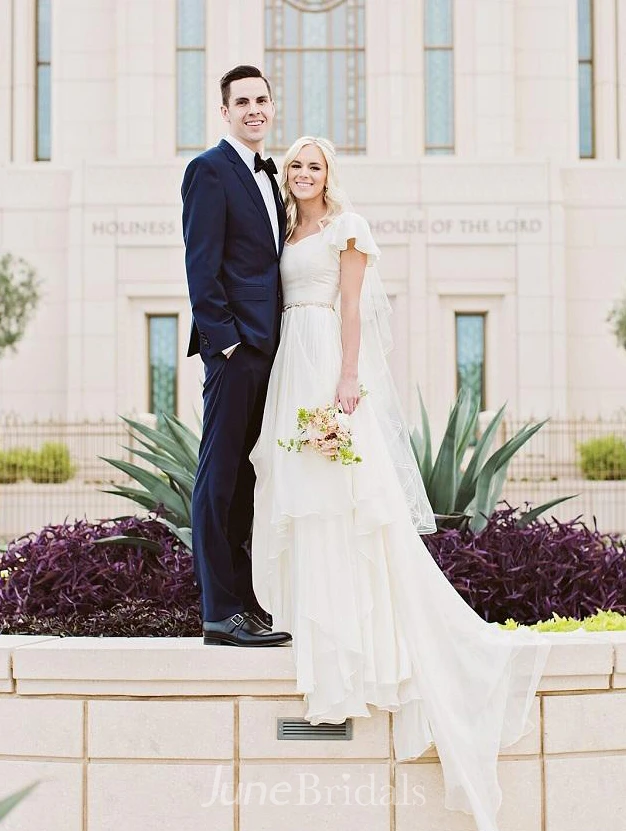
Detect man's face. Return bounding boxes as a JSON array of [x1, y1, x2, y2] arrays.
[[221, 77, 275, 150]]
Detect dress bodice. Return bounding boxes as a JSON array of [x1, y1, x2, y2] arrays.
[[280, 212, 380, 308], [280, 231, 341, 307]]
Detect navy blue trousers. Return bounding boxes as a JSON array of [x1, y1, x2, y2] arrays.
[[192, 344, 274, 621]]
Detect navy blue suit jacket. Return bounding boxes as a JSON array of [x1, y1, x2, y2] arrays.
[[181, 139, 287, 360]]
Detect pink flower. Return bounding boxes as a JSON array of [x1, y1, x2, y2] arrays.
[[318, 438, 341, 457], [279, 401, 364, 465]]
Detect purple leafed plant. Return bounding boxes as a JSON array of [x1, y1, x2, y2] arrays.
[[1, 506, 625, 635], [0, 515, 200, 636], [423, 505, 626, 624]]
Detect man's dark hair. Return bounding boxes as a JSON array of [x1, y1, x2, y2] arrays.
[[220, 65, 273, 107]]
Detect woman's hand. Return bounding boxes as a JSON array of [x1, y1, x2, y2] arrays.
[[335, 375, 360, 415]]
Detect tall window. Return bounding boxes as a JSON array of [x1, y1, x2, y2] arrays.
[[455, 313, 486, 409], [578, 0, 594, 158], [176, 0, 206, 157], [148, 315, 179, 422], [424, 0, 454, 155], [265, 0, 366, 154], [36, 0, 51, 160]]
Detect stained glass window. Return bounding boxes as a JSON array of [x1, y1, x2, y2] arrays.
[[148, 316, 179, 423], [265, 0, 366, 154], [177, 0, 206, 157], [578, 0, 594, 158], [36, 0, 51, 160], [455, 313, 486, 410], [424, 0, 454, 155]]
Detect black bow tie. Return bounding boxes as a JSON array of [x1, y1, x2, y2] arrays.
[[254, 153, 278, 176]]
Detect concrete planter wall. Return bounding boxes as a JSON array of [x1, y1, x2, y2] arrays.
[[0, 633, 625, 830]]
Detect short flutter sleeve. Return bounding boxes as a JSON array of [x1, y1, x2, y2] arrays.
[[326, 212, 381, 266]]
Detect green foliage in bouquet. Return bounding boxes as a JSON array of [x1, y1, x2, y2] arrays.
[[99, 414, 198, 551], [578, 434, 626, 481], [411, 387, 575, 532], [277, 404, 363, 465]]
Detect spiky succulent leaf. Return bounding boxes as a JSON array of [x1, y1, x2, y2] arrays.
[[455, 402, 507, 512], [427, 398, 461, 514], [515, 494, 578, 528], [92, 535, 163, 553], [0, 782, 39, 820]]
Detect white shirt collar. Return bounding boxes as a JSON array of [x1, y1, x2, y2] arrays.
[[223, 134, 259, 173]]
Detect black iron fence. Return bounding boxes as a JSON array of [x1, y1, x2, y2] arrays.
[[500, 417, 626, 532], [0, 414, 625, 543], [0, 416, 142, 543]]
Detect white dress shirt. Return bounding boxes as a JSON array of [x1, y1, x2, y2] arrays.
[[221, 134, 280, 356]]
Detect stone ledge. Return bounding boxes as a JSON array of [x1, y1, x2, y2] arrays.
[[10, 636, 296, 696], [0, 635, 58, 693], [3, 632, 626, 697], [1, 633, 626, 831], [537, 634, 615, 691]]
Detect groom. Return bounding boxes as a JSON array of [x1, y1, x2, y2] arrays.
[[181, 65, 290, 647]]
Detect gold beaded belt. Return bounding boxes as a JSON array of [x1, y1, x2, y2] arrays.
[[283, 301, 334, 311]]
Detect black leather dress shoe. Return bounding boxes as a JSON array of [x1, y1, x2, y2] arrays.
[[202, 612, 291, 647], [245, 607, 273, 630], [245, 609, 272, 631]]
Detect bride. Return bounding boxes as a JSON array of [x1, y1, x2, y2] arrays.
[[250, 136, 552, 831]]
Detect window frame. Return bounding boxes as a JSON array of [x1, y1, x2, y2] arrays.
[[176, 0, 207, 157], [578, 0, 596, 159], [146, 313, 180, 420], [454, 311, 487, 410], [35, 0, 51, 161], [264, 0, 366, 155], [424, 0, 455, 156]]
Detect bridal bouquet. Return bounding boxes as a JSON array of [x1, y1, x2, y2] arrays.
[[278, 387, 367, 466]]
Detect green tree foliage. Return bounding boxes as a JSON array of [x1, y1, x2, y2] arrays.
[[607, 294, 626, 351], [0, 253, 41, 359]]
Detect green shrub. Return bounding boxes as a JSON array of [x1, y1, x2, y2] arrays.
[[0, 455, 16, 484], [578, 435, 626, 480], [500, 609, 626, 632], [0, 443, 75, 484], [29, 442, 76, 483], [0, 448, 36, 484]]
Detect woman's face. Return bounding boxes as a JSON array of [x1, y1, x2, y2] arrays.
[[287, 144, 327, 205]]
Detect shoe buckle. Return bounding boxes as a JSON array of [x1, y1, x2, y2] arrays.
[[231, 613, 245, 626]]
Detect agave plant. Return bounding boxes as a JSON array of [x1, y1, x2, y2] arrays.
[[98, 413, 198, 551], [0, 782, 38, 822], [100, 392, 574, 547], [411, 387, 575, 532]]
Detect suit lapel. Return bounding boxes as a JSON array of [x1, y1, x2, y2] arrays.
[[219, 139, 276, 246], [269, 173, 287, 252]]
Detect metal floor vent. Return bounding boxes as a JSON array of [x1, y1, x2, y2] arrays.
[[277, 718, 353, 741]]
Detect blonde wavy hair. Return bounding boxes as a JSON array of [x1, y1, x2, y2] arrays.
[[280, 136, 347, 240]]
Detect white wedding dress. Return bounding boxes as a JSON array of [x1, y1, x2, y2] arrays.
[[250, 212, 553, 831]]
